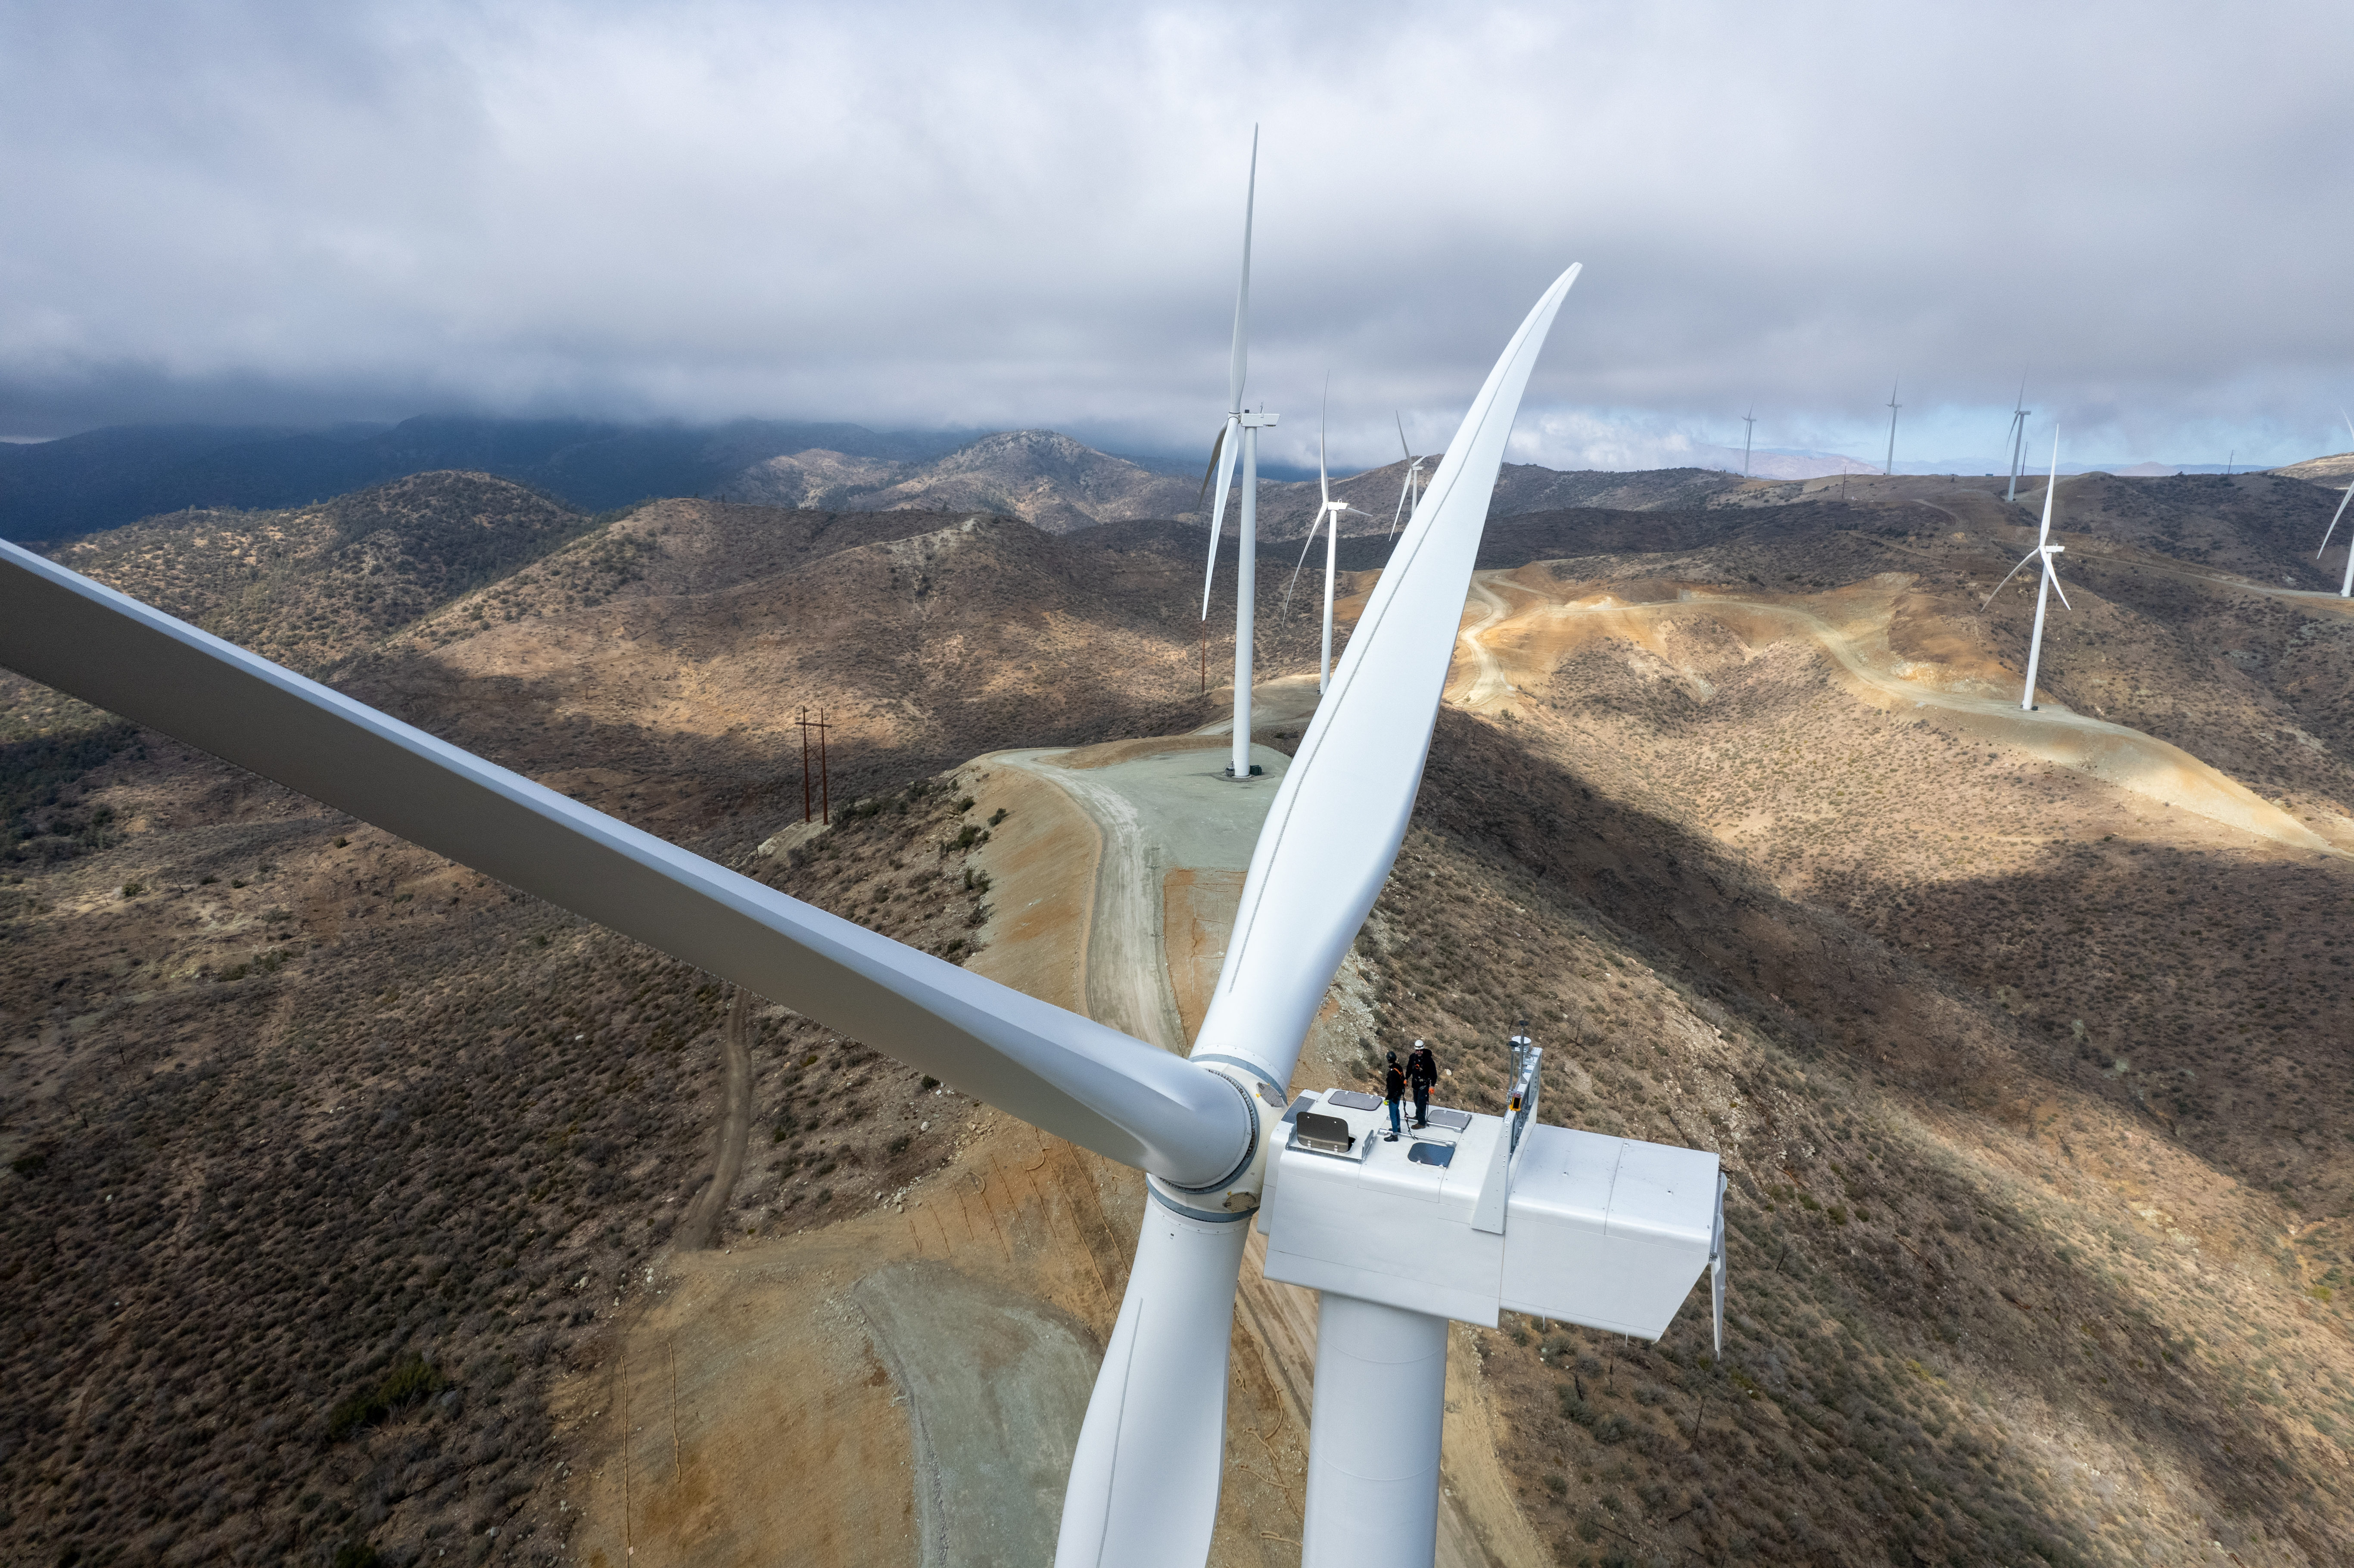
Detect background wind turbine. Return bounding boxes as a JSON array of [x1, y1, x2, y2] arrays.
[[1280, 384, 1378, 692], [2004, 378, 2031, 502], [2, 263, 1719, 1568], [2313, 410, 2354, 597], [1389, 413, 1426, 538], [1883, 377, 1903, 476], [1195, 129, 1274, 781], [1741, 405, 1756, 477], [1984, 431, 2073, 710]]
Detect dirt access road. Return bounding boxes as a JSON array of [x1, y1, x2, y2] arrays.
[[673, 988, 754, 1250]]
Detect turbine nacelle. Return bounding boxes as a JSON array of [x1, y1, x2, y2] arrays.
[[1259, 1073, 1725, 1352]]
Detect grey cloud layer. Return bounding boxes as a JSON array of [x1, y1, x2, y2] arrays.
[[3, 0, 2348, 467]]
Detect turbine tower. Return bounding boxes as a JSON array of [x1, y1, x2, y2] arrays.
[[0, 265, 1723, 1568], [1984, 430, 2074, 710], [1389, 413, 1426, 538], [1883, 377, 1903, 476], [1281, 383, 1377, 693], [1741, 405, 1757, 477], [1196, 128, 1274, 780], [2003, 377, 2031, 502], [2312, 410, 2354, 597]]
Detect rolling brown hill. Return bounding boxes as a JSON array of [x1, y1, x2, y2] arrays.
[[5, 469, 2354, 1567], [722, 429, 1202, 533]]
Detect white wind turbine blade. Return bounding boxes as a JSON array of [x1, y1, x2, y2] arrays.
[[1319, 374, 1332, 513], [1056, 266, 1583, 1568], [1052, 1208, 1248, 1568], [1203, 264, 1582, 1109], [1278, 379, 1334, 625], [0, 542, 1255, 1187], [1193, 422, 1227, 516], [1200, 417, 1239, 619], [1982, 547, 2041, 607], [2320, 410, 2354, 558], [2019, 429, 2063, 709], [1229, 128, 1256, 419], [1280, 508, 1323, 625], [2045, 553, 2073, 612], [2035, 429, 2060, 546], [1198, 129, 1258, 622], [2322, 482, 2354, 560], [1390, 412, 1416, 538]]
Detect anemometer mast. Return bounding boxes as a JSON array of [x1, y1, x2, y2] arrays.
[[1506, 1020, 1538, 1153]]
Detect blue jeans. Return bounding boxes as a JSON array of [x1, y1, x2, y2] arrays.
[[1387, 1098, 1402, 1136]]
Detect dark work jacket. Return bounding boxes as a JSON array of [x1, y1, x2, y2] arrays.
[[1405, 1048, 1437, 1089], [1384, 1065, 1407, 1101]]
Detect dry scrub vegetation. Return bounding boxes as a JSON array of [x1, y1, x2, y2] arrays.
[[1333, 711, 2354, 1566], [6, 466, 2354, 1566]]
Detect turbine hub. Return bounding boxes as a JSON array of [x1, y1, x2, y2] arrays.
[[1146, 1063, 1286, 1219]]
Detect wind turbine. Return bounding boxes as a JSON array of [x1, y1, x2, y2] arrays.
[[1741, 405, 1757, 477], [2, 266, 1722, 1568], [1195, 128, 1275, 781], [1280, 383, 1378, 692], [2003, 377, 2031, 502], [1984, 430, 2073, 710], [1883, 377, 1903, 476], [2312, 410, 2354, 598], [1389, 413, 1427, 538]]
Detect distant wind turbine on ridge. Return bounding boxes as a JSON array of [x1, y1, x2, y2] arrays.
[[1281, 382, 1378, 693], [2003, 377, 2031, 502], [1984, 431, 2073, 710], [2313, 409, 2354, 598], [1389, 414, 1426, 538], [1741, 406, 1756, 478], [1883, 378, 1903, 476], [1193, 127, 1275, 780]]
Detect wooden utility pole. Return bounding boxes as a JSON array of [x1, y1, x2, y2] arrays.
[[798, 707, 813, 823], [797, 709, 833, 825]]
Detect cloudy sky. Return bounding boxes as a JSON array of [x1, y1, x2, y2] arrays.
[[3, 0, 2348, 471]]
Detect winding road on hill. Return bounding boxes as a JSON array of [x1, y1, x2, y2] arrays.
[[675, 986, 754, 1248], [993, 749, 1189, 1052], [1454, 578, 1513, 706]]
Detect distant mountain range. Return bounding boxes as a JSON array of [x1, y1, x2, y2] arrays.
[[0, 417, 978, 542], [3, 416, 2336, 544], [0, 417, 1756, 544]]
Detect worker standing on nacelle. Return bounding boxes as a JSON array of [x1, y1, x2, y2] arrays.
[[1405, 1039, 1438, 1129], [1381, 1053, 1407, 1141]]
